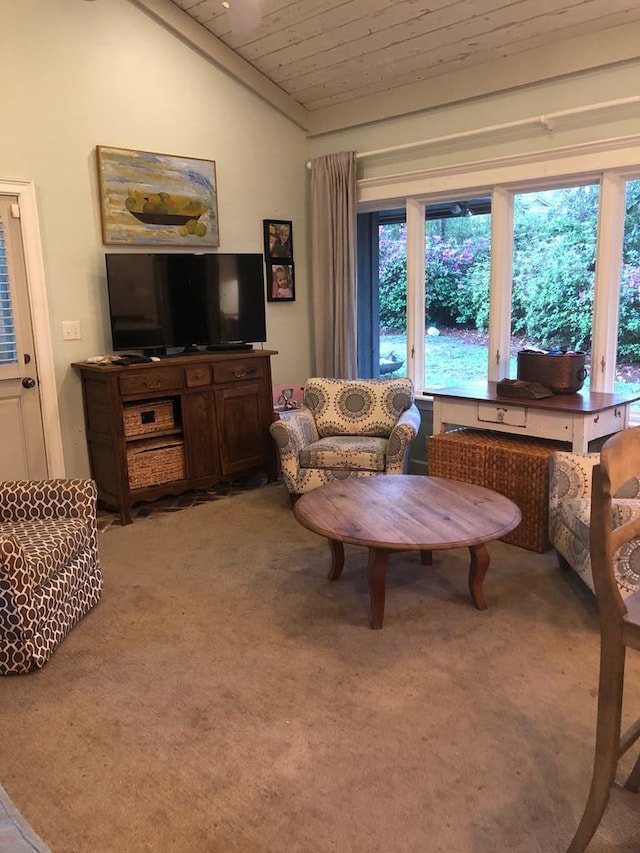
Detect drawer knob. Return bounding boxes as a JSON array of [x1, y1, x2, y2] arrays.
[[143, 380, 162, 389], [234, 367, 257, 378]]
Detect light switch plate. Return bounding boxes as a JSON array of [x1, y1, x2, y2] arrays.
[[62, 320, 81, 341]]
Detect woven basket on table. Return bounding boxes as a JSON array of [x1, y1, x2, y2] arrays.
[[428, 429, 568, 552], [127, 436, 185, 489]]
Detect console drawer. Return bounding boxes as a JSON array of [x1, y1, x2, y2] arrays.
[[119, 367, 182, 396], [185, 365, 212, 388], [587, 405, 626, 435], [477, 402, 527, 427], [212, 358, 265, 384]]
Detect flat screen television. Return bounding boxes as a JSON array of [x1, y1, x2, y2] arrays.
[[105, 252, 267, 354]]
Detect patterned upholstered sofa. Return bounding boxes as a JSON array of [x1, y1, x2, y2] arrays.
[[270, 377, 421, 500], [549, 450, 640, 597], [0, 479, 103, 674]]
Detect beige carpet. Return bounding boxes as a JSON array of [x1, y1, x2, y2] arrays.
[[3, 482, 640, 852]]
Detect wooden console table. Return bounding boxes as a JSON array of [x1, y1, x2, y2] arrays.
[[429, 382, 640, 452]]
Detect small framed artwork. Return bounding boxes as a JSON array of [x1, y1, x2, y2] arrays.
[[267, 262, 295, 302], [97, 145, 220, 247], [264, 219, 293, 261]]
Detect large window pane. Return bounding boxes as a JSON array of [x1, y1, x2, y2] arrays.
[[378, 218, 408, 378], [423, 199, 491, 389], [0, 218, 18, 366], [615, 178, 640, 410], [510, 185, 598, 384]]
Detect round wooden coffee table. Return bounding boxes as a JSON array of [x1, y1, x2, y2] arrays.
[[293, 474, 521, 629]]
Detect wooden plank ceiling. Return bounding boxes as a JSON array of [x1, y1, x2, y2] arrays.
[[134, 0, 640, 133]]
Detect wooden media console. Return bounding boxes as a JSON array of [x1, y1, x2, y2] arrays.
[[74, 350, 277, 524]]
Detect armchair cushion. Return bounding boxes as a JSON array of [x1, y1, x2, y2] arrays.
[[304, 377, 414, 438], [0, 518, 91, 587], [299, 436, 387, 472], [555, 497, 591, 547], [549, 449, 640, 597], [0, 479, 102, 675]]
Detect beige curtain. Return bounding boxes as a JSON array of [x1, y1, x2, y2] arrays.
[[310, 151, 358, 379]]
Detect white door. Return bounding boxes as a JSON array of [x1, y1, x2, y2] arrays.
[[0, 195, 48, 479]]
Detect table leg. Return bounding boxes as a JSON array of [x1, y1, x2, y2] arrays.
[[367, 547, 389, 629], [420, 550, 433, 566], [328, 539, 345, 580], [468, 543, 489, 610]]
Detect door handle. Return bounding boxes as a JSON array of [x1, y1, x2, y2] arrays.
[[22, 377, 36, 389]]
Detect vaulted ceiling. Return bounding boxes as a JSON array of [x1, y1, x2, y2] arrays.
[[131, 0, 640, 135]]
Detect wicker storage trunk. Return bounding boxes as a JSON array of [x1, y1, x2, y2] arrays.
[[428, 429, 566, 552], [127, 437, 185, 489]]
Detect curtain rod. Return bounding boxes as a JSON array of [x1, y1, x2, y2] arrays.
[[305, 96, 640, 169]]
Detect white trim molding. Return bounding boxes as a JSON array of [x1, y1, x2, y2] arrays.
[[591, 172, 627, 392], [358, 135, 640, 205], [0, 179, 65, 478]]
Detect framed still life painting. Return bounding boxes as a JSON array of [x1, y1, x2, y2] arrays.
[[97, 145, 220, 247]]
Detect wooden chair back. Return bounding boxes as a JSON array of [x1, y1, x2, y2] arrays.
[[591, 426, 640, 641], [568, 426, 640, 852]]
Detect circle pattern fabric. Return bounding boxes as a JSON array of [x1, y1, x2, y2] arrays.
[[337, 386, 374, 421]]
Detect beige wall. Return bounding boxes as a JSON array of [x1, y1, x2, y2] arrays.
[[0, 0, 313, 477]]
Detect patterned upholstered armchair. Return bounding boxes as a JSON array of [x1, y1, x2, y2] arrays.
[[270, 377, 421, 501], [549, 449, 640, 597], [0, 479, 103, 674]]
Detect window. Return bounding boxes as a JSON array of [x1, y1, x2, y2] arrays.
[[0, 216, 18, 367], [615, 177, 640, 410], [357, 209, 407, 379], [510, 184, 599, 382], [358, 157, 640, 415], [358, 199, 492, 387], [423, 198, 491, 389]]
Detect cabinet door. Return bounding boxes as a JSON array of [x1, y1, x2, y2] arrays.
[[182, 390, 220, 481], [215, 382, 270, 476]]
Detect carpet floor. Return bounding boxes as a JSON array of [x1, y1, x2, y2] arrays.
[[2, 482, 640, 852]]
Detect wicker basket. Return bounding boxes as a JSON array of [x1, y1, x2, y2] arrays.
[[428, 429, 567, 552], [127, 436, 185, 489], [123, 399, 176, 438]]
